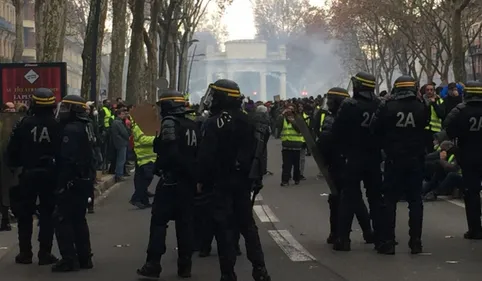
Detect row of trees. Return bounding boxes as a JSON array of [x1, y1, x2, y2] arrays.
[[252, 0, 482, 94], [10, 0, 230, 104], [327, 0, 482, 92]]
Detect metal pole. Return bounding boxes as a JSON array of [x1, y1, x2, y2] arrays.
[[186, 44, 197, 93], [90, 0, 102, 102], [177, 41, 182, 90]]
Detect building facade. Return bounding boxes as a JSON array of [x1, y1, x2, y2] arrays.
[[0, 0, 15, 62], [22, 1, 83, 94], [468, 21, 482, 81]]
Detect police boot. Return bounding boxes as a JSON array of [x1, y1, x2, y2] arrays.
[[463, 230, 482, 240], [79, 253, 94, 269], [0, 220, 11, 231], [51, 258, 80, 272], [220, 272, 237, 281], [333, 238, 351, 251], [199, 247, 211, 257], [177, 258, 192, 278], [38, 252, 59, 266], [363, 231, 375, 244], [15, 252, 33, 264], [137, 262, 162, 278], [408, 238, 423, 254], [253, 266, 271, 281], [376, 241, 395, 255]]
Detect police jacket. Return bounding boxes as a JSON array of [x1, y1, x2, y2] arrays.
[[317, 113, 343, 168], [444, 99, 482, 167], [132, 123, 156, 167], [370, 93, 429, 161], [197, 110, 255, 185], [57, 120, 95, 186], [6, 113, 59, 171], [156, 114, 199, 183], [332, 94, 381, 158]]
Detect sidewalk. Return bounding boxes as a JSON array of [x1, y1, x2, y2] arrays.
[[0, 174, 117, 261]]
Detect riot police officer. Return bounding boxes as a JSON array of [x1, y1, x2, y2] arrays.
[[137, 90, 199, 279], [196, 79, 271, 281], [444, 81, 482, 239], [6, 88, 59, 265], [332, 72, 381, 251], [313, 87, 372, 245], [370, 76, 429, 255], [52, 95, 95, 272]]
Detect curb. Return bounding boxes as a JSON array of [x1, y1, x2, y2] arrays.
[[94, 174, 116, 197]]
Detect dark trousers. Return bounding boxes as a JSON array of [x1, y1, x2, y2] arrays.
[[461, 166, 482, 233], [328, 167, 371, 238], [10, 172, 55, 254], [131, 162, 154, 204], [381, 160, 424, 243], [338, 157, 382, 241], [424, 130, 436, 154], [281, 149, 301, 183], [146, 181, 194, 266], [54, 181, 92, 261]]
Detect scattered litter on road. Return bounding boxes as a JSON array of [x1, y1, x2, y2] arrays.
[[445, 260, 459, 264], [0, 246, 8, 250], [300, 233, 306, 236], [418, 252, 432, 256], [308, 265, 318, 269], [445, 235, 454, 239], [114, 244, 130, 248], [320, 193, 329, 197]]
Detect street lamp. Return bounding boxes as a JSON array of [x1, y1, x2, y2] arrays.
[[90, 0, 102, 102], [178, 39, 199, 90], [186, 45, 205, 93]]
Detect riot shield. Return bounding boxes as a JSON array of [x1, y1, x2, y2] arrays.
[[0, 112, 24, 207], [292, 113, 337, 195]]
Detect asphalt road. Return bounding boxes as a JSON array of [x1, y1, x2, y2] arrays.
[[0, 139, 481, 281]]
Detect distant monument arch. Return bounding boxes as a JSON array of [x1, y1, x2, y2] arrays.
[[204, 39, 288, 101]]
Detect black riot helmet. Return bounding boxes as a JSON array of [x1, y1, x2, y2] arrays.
[[56, 94, 89, 122], [156, 89, 187, 117], [31, 88, 56, 108], [392, 75, 418, 98], [351, 72, 376, 95], [325, 87, 349, 114], [464, 80, 482, 101], [200, 79, 243, 114]]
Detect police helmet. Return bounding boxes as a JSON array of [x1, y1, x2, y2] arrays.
[[202, 79, 242, 113], [156, 89, 186, 116], [31, 88, 56, 108], [326, 87, 349, 113], [61, 95, 87, 113], [351, 72, 376, 92], [392, 75, 418, 95], [464, 80, 482, 100]]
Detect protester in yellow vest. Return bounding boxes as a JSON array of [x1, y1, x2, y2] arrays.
[[276, 104, 304, 186], [129, 122, 157, 209], [422, 83, 444, 153]]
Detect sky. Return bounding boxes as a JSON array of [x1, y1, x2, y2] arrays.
[[222, 0, 325, 40]]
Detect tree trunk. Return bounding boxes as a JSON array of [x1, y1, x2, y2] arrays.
[[125, 0, 145, 105], [56, 9, 67, 61], [34, 0, 46, 61], [167, 39, 177, 89], [42, 0, 67, 62], [178, 31, 190, 92], [145, 0, 160, 103], [12, 0, 24, 62], [80, 0, 108, 100], [451, 8, 467, 83], [108, 0, 128, 101]]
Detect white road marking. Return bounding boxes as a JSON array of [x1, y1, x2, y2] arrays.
[[268, 229, 316, 262], [438, 196, 465, 208], [253, 205, 279, 222]]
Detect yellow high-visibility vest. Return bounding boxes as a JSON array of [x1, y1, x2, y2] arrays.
[[319, 112, 326, 132], [102, 106, 112, 128], [425, 99, 444, 132], [280, 119, 303, 142]]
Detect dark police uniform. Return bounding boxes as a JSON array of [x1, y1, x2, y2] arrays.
[[6, 88, 59, 265], [137, 90, 198, 279], [196, 80, 271, 281], [370, 76, 430, 255], [314, 87, 372, 245], [332, 72, 381, 251], [444, 81, 482, 240], [52, 95, 95, 272]]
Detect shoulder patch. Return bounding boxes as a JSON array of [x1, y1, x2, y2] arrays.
[[63, 136, 69, 143], [217, 112, 232, 128]]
